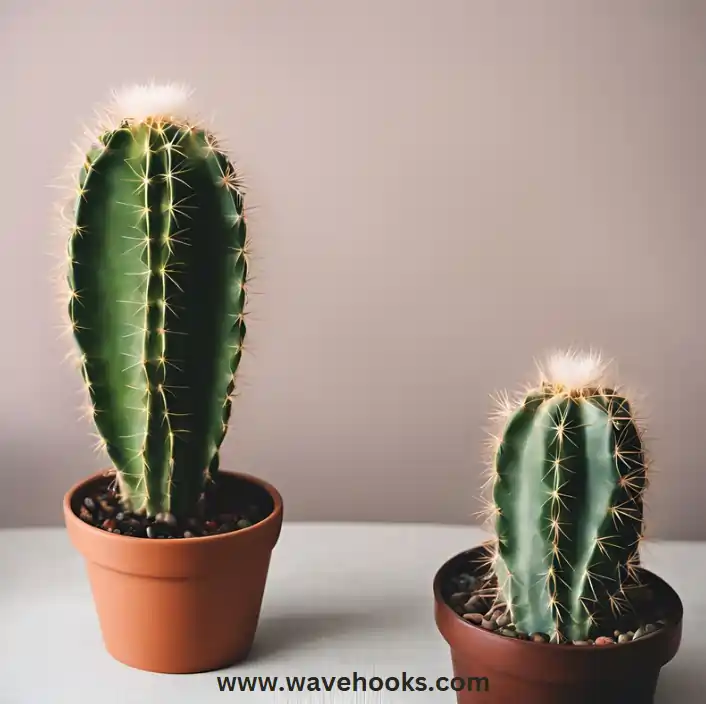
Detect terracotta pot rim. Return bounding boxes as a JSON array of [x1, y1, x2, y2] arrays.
[[433, 543, 684, 653], [63, 468, 283, 545]]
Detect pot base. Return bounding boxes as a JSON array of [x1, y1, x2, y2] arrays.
[[449, 651, 658, 704]]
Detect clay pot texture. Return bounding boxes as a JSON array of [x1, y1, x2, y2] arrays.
[[64, 470, 283, 674], [433, 546, 683, 704]]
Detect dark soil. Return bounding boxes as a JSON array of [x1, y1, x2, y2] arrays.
[[444, 559, 671, 646], [76, 484, 268, 539]]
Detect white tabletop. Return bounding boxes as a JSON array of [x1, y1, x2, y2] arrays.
[[0, 523, 704, 703]]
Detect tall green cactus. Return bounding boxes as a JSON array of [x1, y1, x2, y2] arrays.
[[487, 352, 647, 642], [65, 84, 249, 518]]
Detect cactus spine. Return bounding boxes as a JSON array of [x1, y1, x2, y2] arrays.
[[487, 352, 647, 642], [66, 84, 249, 518]]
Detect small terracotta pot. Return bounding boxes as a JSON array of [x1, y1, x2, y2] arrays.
[[433, 545, 683, 704], [64, 469, 283, 674]]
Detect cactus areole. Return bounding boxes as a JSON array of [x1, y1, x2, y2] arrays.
[[487, 352, 648, 642], [66, 84, 249, 518]]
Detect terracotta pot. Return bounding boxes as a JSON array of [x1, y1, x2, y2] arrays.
[[433, 545, 683, 704], [64, 469, 283, 674]]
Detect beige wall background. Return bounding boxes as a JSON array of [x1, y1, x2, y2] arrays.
[[1, 0, 704, 538]]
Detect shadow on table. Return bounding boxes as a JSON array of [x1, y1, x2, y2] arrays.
[[655, 660, 702, 703], [246, 608, 410, 663]]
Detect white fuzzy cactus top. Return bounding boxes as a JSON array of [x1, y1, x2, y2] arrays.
[[537, 350, 611, 391], [108, 82, 195, 125]]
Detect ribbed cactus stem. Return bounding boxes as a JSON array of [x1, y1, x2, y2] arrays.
[[489, 352, 647, 642], [66, 86, 248, 517]]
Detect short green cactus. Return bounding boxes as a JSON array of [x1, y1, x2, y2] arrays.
[[485, 351, 647, 642], [65, 84, 249, 518]]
